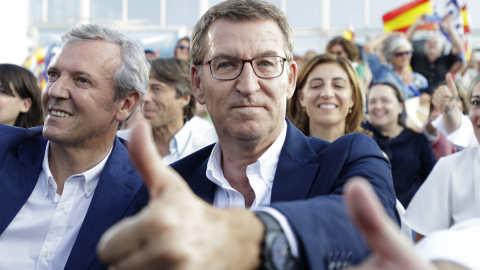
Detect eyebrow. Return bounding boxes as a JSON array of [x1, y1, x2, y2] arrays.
[[211, 50, 283, 59], [309, 77, 348, 82], [149, 82, 165, 88], [47, 66, 94, 80], [472, 95, 480, 99]]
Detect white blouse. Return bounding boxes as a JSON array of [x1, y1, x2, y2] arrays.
[[415, 218, 480, 269], [404, 146, 480, 235]]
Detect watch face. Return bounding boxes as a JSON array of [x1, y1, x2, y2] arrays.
[[271, 233, 289, 269]]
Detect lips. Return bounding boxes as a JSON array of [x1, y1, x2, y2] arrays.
[[231, 102, 264, 109], [317, 103, 337, 109], [371, 111, 387, 117], [50, 109, 72, 117]]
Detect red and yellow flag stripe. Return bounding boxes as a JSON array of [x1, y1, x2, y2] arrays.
[[383, 0, 434, 33]]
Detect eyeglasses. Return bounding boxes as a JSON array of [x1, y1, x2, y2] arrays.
[[177, 45, 190, 51], [393, 51, 412, 57], [200, 56, 287, 81]]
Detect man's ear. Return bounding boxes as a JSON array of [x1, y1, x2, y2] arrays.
[[286, 60, 298, 100], [191, 65, 206, 105], [178, 94, 191, 108], [116, 91, 142, 123]]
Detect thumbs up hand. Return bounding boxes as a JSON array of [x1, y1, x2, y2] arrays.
[[97, 120, 264, 270], [432, 73, 458, 114]]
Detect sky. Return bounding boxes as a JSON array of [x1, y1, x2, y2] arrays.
[[0, 0, 28, 65]]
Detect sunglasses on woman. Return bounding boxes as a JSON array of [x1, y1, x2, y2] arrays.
[[177, 45, 190, 51], [393, 51, 412, 57]]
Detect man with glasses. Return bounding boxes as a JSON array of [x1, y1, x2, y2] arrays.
[[98, 0, 398, 269]]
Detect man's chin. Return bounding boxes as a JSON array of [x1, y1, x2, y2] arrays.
[[42, 126, 66, 142]]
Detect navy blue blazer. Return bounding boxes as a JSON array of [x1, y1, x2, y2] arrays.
[[0, 124, 149, 270], [171, 119, 399, 269]]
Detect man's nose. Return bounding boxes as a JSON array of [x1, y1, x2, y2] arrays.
[[47, 75, 70, 100], [235, 62, 260, 96], [143, 88, 153, 102]]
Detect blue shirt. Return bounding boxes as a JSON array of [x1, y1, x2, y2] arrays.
[[366, 53, 428, 100]]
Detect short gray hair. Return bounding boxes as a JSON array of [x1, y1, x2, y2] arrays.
[[61, 23, 149, 99], [61, 23, 149, 128], [191, 0, 294, 66], [381, 35, 412, 64]]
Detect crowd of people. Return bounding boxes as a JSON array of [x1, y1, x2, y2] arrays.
[[1, 0, 479, 269]]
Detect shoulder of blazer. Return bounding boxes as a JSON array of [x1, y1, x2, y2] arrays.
[[0, 125, 45, 160], [171, 143, 215, 177]]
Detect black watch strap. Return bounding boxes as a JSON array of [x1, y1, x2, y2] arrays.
[[255, 211, 295, 270]]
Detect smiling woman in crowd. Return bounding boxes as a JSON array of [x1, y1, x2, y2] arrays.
[[363, 81, 437, 208], [288, 53, 367, 142]]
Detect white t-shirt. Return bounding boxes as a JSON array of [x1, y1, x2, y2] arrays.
[[404, 146, 480, 235]]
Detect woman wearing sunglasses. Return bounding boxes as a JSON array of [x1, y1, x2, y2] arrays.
[[363, 32, 428, 101], [173, 37, 190, 62]]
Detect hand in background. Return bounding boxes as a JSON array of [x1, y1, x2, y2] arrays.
[[432, 73, 458, 113]]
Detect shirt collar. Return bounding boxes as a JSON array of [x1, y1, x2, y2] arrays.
[[169, 118, 193, 157], [255, 120, 287, 188], [206, 120, 287, 189], [41, 141, 113, 198]]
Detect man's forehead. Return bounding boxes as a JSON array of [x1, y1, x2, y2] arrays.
[[51, 40, 121, 70], [204, 19, 284, 59]]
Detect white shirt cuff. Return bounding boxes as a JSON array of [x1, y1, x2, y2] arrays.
[[254, 206, 299, 259], [423, 127, 440, 143]]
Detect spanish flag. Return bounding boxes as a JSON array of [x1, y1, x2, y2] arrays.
[[342, 24, 355, 42], [462, 5, 472, 61], [462, 5, 471, 34], [382, 0, 434, 33]]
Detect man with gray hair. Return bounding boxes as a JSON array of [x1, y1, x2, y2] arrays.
[[0, 23, 149, 269], [406, 13, 463, 95], [98, 0, 398, 269]]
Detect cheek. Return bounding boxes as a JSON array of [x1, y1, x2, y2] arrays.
[[304, 90, 318, 102], [41, 88, 50, 105], [471, 108, 480, 121]]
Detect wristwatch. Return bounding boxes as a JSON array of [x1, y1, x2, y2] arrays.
[[255, 211, 295, 270]]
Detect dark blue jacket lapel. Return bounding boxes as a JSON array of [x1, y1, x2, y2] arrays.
[[172, 146, 216, 204], [65, 137, 147, 269], [0, 127, 46, 234], [271, 121, 323, 202], [172, 119, 326, 204]]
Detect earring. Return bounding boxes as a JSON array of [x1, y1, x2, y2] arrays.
[[348, 107, 353, 114]]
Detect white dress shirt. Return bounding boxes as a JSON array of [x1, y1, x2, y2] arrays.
[[0, 141, 112, 270], [163, 115, 217, 165], [205, 120, 298, 257], [118, 116, 217, 165]]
